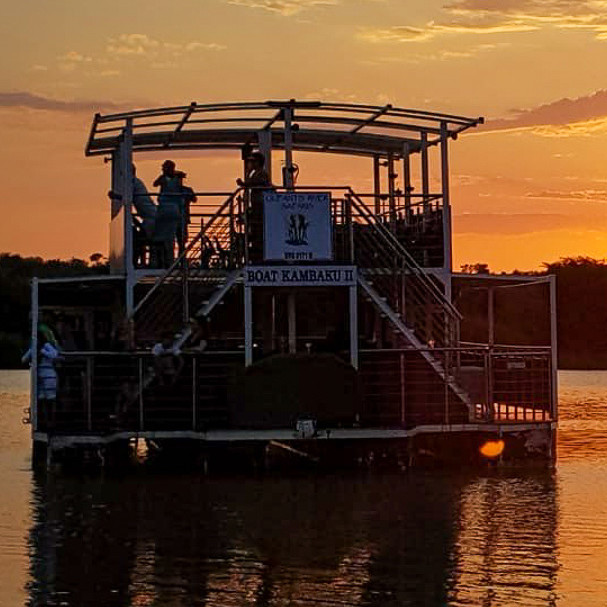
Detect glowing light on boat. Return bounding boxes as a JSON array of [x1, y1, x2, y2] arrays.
[[480, 439, 505, 458]]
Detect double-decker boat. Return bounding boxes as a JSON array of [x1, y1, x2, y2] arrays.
[[27, 100, 558, 469]]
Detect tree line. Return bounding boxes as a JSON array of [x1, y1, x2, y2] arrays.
[[0, 253, 108, 367], [1, 253, 606, 369]]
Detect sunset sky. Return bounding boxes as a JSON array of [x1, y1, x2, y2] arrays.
[[4, 0, 607, 271]]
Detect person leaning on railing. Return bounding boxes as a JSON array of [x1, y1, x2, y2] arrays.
[[236, 151, 272, 263]]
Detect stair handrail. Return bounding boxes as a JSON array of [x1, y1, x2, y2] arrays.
[[346, 187, 462, 321], [132, 187, 243, 317]]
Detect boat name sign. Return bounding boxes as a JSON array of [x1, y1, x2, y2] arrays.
[[245, 266, 357, 287]]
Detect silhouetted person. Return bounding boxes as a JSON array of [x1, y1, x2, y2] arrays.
[[153, 160, 185, 268], [237, 152, 272, 263], [132, 165, 157, 240]]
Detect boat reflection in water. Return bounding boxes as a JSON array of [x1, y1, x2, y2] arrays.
[[26, 470, 558, 607]]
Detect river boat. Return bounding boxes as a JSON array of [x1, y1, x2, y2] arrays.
[[26, 100, 558, 469]]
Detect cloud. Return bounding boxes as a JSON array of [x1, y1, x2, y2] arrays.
[[484, 90, 607, 133], [360, 41, 510, 64], [525, 189, 607, 202], [106, 34, 226, 59], [226, 0, 339, 16], [448, 0, 607, 38], [0, 91, 122, 113], [106, 33, 160, 57], [359, 0, 607, 44]]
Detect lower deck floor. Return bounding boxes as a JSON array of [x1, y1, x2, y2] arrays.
[[33, 422, 557, 470]]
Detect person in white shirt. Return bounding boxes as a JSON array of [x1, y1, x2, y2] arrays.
[[22, 335, 61, 428]]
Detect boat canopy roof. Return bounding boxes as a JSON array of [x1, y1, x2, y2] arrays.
[[86, 100, 483, 159]]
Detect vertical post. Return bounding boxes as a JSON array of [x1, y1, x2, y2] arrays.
[[488, 287, 495, 347], [346, 194, 355, 264], [549, 275, 558, 421], [388, 153, 397, 228], [30, 278, 39, 433], [421, 131, 429, 212], [444, 350, 450, 425], [399, 352, 406, 426], [373, 155, 381, 215], [402, 143, 411, 216], [138, 357, 144, 431], [288, 293, 297, 354], [440, 121, 453, 274], [487, 349, 494, 422], [271, 294, 277, 352], [192, 357, 197, 431], [349, 284, 358, 369], [283, 105, 294, 189], [122, 119, 135, 319], [182, 253, 190, 324], [244, 286, 253, 366], [86, 357, 93, 432]]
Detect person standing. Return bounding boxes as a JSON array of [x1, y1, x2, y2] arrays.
[[153, 160, 185, 267], [132, 165, 157, 266], [236, 152, 272, 263], [22, 333, 61, 430]]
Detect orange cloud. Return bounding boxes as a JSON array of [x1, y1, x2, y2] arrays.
[[226, 0, 339, 16], [481, 90, 607, 132], [0, 92, 122, 112]]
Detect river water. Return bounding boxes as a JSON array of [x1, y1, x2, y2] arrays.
[[0, 370, 606, 606]]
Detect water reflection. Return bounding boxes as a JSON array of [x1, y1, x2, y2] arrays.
[[26, 470, 558, 607]]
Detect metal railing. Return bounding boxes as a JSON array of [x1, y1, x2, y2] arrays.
[[35, 346, 553, 435], [359, 346, 553, 428], [132, 186, 459, 352], [133, 189, 244, 342]]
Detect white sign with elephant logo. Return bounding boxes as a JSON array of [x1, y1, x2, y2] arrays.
[[263, 192, 332, 261]]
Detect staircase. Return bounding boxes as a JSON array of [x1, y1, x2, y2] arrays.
[[133, 190, 243, 344], [346, 190, 472, 416], [358, 275, 472, 414]]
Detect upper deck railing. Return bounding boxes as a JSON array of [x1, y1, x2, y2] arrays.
[[132, 186, 461, 350], [87, 100, 483, 158]]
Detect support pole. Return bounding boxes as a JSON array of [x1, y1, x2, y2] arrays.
[[349, 285, 358, 369], [244, 286, 253, 366], [30, 278, 39, 434], [388, 153, 396, 227], [402, 143, 411, 217], [86, 357, 93, 432], [122, 119, 135, 319], [138, 357, 144, 431], [488, 287, 495, 347], [283, 106, 294, 189], [440, 121, 453, 274], [421, 131, 429, 212], [288, 292, 296, 354], [192, 357, 197, 431], [373, 155, 381, 215], [399, 352, 406, 426], [549, 275, 558, 421]]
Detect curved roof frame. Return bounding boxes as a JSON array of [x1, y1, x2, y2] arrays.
[[86, 99, 484, 159]]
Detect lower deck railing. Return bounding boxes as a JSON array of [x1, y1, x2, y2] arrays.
[[33, 347, 554, 436]]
